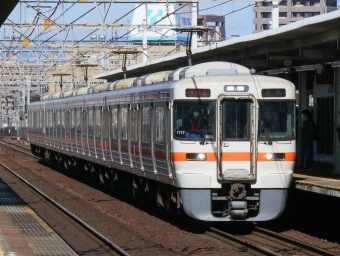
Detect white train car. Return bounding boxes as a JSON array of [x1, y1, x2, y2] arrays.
[[28, 62, 296, 221]]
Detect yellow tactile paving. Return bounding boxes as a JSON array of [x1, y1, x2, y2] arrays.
[[0, 180, 78, 255], [293, 173, 340, 197]]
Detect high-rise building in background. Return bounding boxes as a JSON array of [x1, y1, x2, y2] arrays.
[[253, 0, 338, 33]]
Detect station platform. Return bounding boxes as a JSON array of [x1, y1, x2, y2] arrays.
[[0, 179, 77, 255], [293, 162, 340, 197]]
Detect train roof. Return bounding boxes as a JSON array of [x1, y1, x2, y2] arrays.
[[114, 77, 136, 90], [42, 61, 251, 101], [87, 82, 113, 93], [30, 73, 296, 110], [135, 70, 173, 86], [176, 62, 250, 80]]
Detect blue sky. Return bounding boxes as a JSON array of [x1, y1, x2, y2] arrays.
[[3, 1, 256, 43], [200, 2, 255, 37], [4, 1, 340, 44]]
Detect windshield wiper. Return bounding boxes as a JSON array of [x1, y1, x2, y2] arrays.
[[261, 122, 272, 145], [200, 123, 210, 145]]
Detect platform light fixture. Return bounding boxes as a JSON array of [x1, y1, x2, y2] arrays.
[[267, 68, 288, 75], [331, 61, 340, 67], [75, 63, 98, 87], [52, 73, 71, 91], [110, 50, 144, 79], [171, 26, 213, 66], [294, 64, 317, 72]]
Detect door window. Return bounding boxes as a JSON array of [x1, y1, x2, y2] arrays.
[[222, 99, 252, 140]]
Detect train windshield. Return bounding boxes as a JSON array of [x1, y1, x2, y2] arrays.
[[173, 100, 215, 140], [258, 100, 295, 141]]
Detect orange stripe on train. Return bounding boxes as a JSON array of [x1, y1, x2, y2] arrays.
[[171, 152, 296, 162]]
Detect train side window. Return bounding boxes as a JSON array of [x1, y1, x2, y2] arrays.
[[142, 107, 151, 143], [131, 108, 137, 142], [45, 111, 49, 133], [57, 110, 61, 134], [27, 111, 30, 129], [102, 108, 109, 139], [82, 110, 87, 137], [88, 108, 94, 137], [111, 107, 118, 139], [53, 111, 57, 134], [95, 108, 101, 137], [42, 110, 45, 130], [33, 112, 36, 129], [36, 111, 39, 129], [61, 110, 65, 134], [49, 110, 53, 134], [38, 111, 40, 129], [155, 106, 164, 144], [65, 111, 70, 132], [71, 109, 75, 135], [76, 109, 81, 135], [42, 110, 45, 132], [43, 111, 47, 132], [121, 107, 128, 140]]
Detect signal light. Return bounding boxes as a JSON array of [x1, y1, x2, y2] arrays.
[[23, 38, 29, 47], [44, 19, 51, 29]]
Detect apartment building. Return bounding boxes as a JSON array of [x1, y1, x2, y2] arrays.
[[253, 0, 338, 33]]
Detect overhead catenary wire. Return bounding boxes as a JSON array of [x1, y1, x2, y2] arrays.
[[0, 1, 261, 91]]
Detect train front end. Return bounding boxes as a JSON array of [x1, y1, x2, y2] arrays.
[[171, 74, 296, 221]]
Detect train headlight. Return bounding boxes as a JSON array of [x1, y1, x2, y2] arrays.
[[224, 85, 249, 92], [186, 153, 207, 161], [265, 153, 285, 161]]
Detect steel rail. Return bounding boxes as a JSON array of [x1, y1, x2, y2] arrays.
[[254, 226, 338, 256], [0, 150, 130, 256], [207, 226, 338, 256], [206, 227, 281, 256], [0, 140, 34, 158]]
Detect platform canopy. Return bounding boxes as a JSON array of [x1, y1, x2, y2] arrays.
[[0, 0, 18, 26]]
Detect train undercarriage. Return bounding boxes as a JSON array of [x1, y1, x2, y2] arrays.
[[31, 144, 182, 213], [31, 144, 287, 221]]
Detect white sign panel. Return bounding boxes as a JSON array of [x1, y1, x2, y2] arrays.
[[130, 4, 192, 41]]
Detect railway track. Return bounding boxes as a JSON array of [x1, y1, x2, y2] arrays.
[[0, 141, 130, 256], [206, 226, 338, 256], [0, 137, 32, 155], [1, 138, 340, 255]]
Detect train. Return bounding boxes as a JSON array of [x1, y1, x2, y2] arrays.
[[28, 61, 296, 221]]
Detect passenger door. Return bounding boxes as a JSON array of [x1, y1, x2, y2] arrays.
[[153, 102, 171, 180], [217, 96, 257, 181], [120, 105, 130, 167], [82, 108, 89, 156], [102, 106, 111, 163], [94, 106, 102, 160], [110, 106, 120, 166], [65, 109, 71, 151], [130, 104, 141, 173], [140, 103, 152, 173], [75, 108, 82, 154]]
